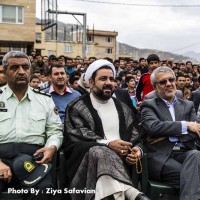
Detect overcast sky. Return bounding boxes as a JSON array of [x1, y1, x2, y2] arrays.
[[36, 0, 200, 55]]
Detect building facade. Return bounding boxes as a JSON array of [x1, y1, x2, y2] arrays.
[[0, 0, 36, 54], [34, 24, 118, 59], [0, 1, 118, 59]]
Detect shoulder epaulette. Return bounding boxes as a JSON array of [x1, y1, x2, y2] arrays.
[[32, 88, 51, 97]]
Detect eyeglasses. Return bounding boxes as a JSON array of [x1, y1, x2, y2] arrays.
[[156, 77, 175, 85]]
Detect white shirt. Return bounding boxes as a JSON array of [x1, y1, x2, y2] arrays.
[[0, 85, 63, 150], [90, 93, 120, 144]]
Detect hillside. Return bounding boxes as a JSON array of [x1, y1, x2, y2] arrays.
[[118, 43, 197, 63], [36, 18, 198, 62]]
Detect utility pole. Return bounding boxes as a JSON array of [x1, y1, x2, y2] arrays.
[[49, 10, 87, 59]]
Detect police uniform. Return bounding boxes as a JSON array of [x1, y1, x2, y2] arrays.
[[0, 85, 63, 154], [0, 85, 63, 196]]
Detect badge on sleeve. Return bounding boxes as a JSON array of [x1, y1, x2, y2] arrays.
[[0, 101, 5, 108], [0, 101, 7, 112], [54, 107, 59, 115]]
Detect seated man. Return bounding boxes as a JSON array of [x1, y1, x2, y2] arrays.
[[63, 59, 150, 200], [0, 51, 63, 199], [141, 66, 200, 200]]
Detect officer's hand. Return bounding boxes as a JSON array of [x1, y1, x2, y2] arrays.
[[33, 145, 57, 164], [0, 161, 12, 182], [125, 147, 141, 165], [108, 139, 132, 155]]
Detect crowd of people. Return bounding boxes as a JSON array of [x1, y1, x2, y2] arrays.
[[1, 50, 200, 200]]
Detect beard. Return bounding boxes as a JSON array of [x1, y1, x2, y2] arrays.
[[92, 84, 114, 101]]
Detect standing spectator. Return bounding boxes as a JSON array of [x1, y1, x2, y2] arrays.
[[43, 64, 80, 123], [186, 61, 193, 73], [29, 74, 40, 89], [69, 76, 79, 90], [125, 62, 133, 73], [0, 60, 7, 87], [176, 74, 186, 93], [136, 54, 160, 104], [191, 76, 199, 92], [178, 62, 186, 74], [125, 76, 137, 107], [113, 59, 123, 76], [192, 64, 199, 77], [58, 55, 66, 66], [64, 57, 76, 77], [75, 73, 90, 95], [132, 60, 139, 73], [185, 75, 192, 90], [136, 57, 148, 74], [31, 54, 49, 75], [189, 76, 200, 113], [88, 56, 96, 64]]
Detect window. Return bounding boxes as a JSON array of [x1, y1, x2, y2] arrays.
[[64, 45, 73, 52], [0, 5, 24, 24], [10, 47, 26, 53], [106, 37, 112, 43], [86, 46, 91, 54], [106, 48, 112, 54], [48, 51, 55, 57], [87, 35, 93, 42], [36, 33, 42, 43]]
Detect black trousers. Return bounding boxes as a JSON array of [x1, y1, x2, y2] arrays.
[[161, 149, 200, 200], [0, 143, 56, 200]]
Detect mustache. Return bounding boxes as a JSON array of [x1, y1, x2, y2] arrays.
[[16, 75, 27, 79], [103, 84, 113, 90]]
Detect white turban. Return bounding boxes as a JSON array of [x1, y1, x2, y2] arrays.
[[85, 59, 116, 85]]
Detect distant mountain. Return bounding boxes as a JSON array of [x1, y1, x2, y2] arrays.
[[36, 18, 198, 62], [182, 51, 200, 62], [118, 43, 198, 63]]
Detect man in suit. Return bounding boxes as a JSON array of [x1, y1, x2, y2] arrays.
[[141, 66, 200, 200]]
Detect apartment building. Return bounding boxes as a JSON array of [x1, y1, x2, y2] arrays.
[[0, 0, 36, 54], [34, 23, 118, 60], [0, 0, 118, 59]]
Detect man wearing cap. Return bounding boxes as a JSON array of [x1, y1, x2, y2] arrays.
[[0, 51, 63, 198], [63, 59, 150, 200]]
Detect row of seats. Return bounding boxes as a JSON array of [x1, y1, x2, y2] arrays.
[[0, 152, 179, 200]]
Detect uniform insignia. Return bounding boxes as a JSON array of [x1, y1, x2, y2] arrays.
[[24, 161, 35, 172], [32, 88, 51, 97], [54, 107, 59, 115], [0, 101, 5, 108]]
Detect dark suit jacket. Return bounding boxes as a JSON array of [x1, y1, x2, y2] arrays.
[[114, 88, 133, 109], [189, 87, 200, 113], [144, 89, 183, 100], [114, 88, 139, 120], [141, 97, 197, 180]]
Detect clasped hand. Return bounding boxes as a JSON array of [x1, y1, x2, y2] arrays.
[[108, 139, 141, 165]]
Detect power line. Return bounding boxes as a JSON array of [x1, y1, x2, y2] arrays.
[[74, 0, 200, 7], [170, 42, 200, 52]]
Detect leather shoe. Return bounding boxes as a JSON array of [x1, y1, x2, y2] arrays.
[[135, 193, 151, 200]]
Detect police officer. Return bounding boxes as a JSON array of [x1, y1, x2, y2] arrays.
[[0, 51, 63, 198]]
